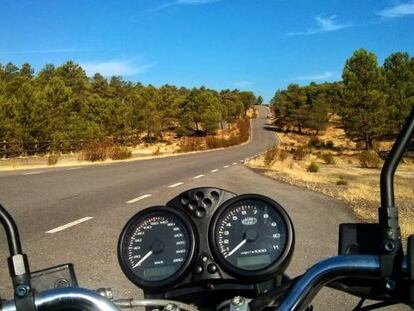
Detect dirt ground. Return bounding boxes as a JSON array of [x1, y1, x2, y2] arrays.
[[248, 119, 414, 238]]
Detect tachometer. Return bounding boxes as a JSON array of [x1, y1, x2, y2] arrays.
[[209, 194, 294, 280], [118, 207, 196, 289]]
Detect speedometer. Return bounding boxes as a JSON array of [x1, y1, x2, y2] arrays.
[[118, 207, 196, 289], [209, 194, 294, 281]]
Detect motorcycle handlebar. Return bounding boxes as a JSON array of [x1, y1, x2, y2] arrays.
[[0, 255, 408, 311], [1, 287, 120, 311], [278, 255, 406, 311]]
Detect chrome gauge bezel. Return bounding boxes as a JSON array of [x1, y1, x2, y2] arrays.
[[118, 206, 197, 290], [209, 194, 294, 281]]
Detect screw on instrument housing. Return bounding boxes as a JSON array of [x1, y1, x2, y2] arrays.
[[231, 296, 245, 306], [15, 285, 29, 297], [386, 229, 393, 238], [384, 240, 396, 252], [164, 303, 178, 311], [385, 279, 396, 291], [55, 278, 70, 288]]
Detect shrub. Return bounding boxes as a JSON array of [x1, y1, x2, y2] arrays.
[[336, 175, 348, 186], [109, 146, 132, 160], [278, 148, 289, 161], [321, 152, 336, 165], [308, 136, 323, 148], [293, 145, 311, 160], [356, 141, 366, 150], [152, 146, 161, 156], [179, 137, 204, 152], [326, 140, 334, 149], [205, 136, 224, 149], [264, 146, 289, 166], [143, 136, 157, 143], [47, 154, 59, 165], [359, 150, 381, 169], [236, 117, 250, 142], [80, 143, 108, 162], [306, 161, 320, 173], [372, 140, 381, 152], [264, 147, 278, 166]]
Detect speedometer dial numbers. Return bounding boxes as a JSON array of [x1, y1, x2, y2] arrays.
[[210, 195, 294, 281], [118, 191, 294, 290], [118, 207, 196, 289]]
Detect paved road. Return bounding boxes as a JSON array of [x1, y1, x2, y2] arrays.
[[0, 106, 404, 310]]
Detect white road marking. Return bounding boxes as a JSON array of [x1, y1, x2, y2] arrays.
[[223, 165, 229, 168], [23, 171, 44, 175], [126, 194, 152, 204], [211, 169, 219, 173], [168, 182, 184, 188], [240, 160, 244, 162], [232, 162, 238, 165], [66, 167, 83, 171], [46, 217, 93, 234], [193, 174, 205, 179]]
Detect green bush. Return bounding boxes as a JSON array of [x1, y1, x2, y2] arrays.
[[306, 161, 320, 173], [109, 146, 132, 160], [359, 150, 381, 169], [321, 152, 336, 165]]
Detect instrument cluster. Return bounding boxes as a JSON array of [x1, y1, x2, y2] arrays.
[[118, 187, 294, 292]]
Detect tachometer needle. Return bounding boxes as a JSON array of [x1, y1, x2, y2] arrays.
[[133, 250, 153, 268], [225, 239, 247, 258]]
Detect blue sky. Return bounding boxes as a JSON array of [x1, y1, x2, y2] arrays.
[[0, 0, 413, 102]]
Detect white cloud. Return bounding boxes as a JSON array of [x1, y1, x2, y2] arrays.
[[287, 15, 352, 36], [377, 1, 414, 18], [80, 60, 154, 77], [233, 81, 254, 87], [1, 48, 91, 55], [292, 71, 339, 81]]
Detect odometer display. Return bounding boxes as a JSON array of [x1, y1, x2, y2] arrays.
[[118, 207, 196, 289], [210, 195, 294, 280]]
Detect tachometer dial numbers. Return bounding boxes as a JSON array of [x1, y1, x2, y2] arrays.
[[118, 207, 196, 289], [210, 195, 294, 281]]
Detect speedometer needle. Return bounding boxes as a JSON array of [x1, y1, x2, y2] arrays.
[[133, 250, 153, 268], [225, 239, 247, 258]]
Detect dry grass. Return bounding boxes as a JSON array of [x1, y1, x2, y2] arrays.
[[79, 142, 108, 162], [47, 154, 59, 165], [249, 120, 414, 238], [108, 146, 132, 160]]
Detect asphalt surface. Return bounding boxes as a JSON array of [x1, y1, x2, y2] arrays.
[[0, 106, 406, 310]]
